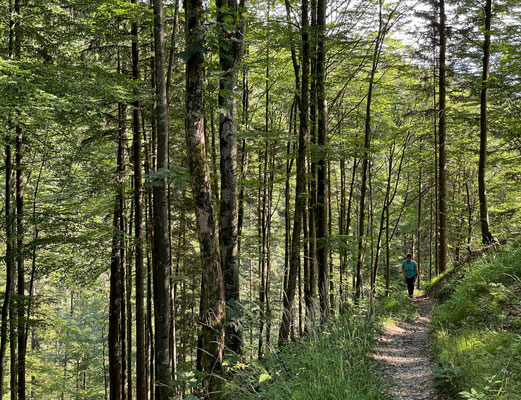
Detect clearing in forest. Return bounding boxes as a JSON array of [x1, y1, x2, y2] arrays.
[[374, 295, 440, 400]]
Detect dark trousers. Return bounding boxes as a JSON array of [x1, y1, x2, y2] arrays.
[[406, 275, 416, 296]]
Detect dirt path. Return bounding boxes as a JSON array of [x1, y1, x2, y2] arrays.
[[374, 295, 440, 400]]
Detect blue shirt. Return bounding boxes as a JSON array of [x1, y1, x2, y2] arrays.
[[402, 260, 417, 278]]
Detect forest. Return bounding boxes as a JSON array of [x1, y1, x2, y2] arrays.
[[0, 0, 520, 398]]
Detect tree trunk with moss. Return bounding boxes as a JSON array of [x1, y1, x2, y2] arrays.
[[216, 0, 247, 355], [186, 0, 226, 396]]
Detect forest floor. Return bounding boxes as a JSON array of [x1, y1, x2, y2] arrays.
[[374, 295, 441, 400]]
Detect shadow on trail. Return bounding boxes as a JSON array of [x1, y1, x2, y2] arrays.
[[374, 295, 441, 400]]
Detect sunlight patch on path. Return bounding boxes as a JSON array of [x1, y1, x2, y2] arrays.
[[374, 296, 440, 400]]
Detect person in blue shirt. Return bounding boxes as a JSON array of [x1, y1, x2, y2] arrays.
[[402, 253, 418, 298]]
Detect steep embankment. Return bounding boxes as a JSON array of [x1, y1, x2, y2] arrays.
[[428, 242, 521, 400]]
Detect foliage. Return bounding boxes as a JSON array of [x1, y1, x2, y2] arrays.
[[225, 311, 389, 400], [375, 289, 418, 323], [430, 241, 521, 399]]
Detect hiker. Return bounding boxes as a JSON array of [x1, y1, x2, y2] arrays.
[[402, 253, 418, 298]]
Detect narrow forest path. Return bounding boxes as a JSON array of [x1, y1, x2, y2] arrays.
[[374, 295, 440, 400]]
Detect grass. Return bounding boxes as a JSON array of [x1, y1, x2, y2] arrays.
[[225, 310, 390, 399], [376, 289, 418, 323], [224, 289, 420, 400], [430, 241, 521, 400]]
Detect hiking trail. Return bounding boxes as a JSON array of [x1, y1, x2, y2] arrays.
[[374, 295, 440, 400]]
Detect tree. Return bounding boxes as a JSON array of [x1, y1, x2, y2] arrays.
[[316, 0, 329, 322], [438, 0, 448, 273], [279, 0, 310, 345], [131, 1, 146, 397], [478, 0, 494, 244], [216, 0, 247, 355], [151, 0, 173, 397], [185, 0, 226, 395]]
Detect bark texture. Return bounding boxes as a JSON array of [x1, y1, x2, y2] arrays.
[[131, 6, 146, 398], [152, 0, 173, 397], [186, 0, 226, 396], [109, 104, 126, 400], [216, 0, 247, 355], [316, 0, 329, 322]]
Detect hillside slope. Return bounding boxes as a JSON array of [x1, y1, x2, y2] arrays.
[[428, 242, 521, 399]]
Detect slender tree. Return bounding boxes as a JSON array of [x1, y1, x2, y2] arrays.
[[316, 0, 329, 322], [131, 2, 146, 396], [108, 102, 126, 400], [15, 0, 26, 395], [438, 0, 448, 273], [279, 0, 309, 344], [355, 0, 384, 303], [0, 2, 15, 394], [478, 0, 494, 244], [151, 0, 173, 397]]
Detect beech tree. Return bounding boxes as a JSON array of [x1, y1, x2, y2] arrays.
[[216, 0, 247, 355], [185, 0, 225, 395]]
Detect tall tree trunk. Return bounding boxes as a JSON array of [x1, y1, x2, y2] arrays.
[[109, 103, 126, 400], [152, 0, 173, 397], [13, 0, 25, 396], [355, 0, 393, 302], [131, 5, 146, 397], [16, 93, 26, 400], [328, 162, 335, 314], [368, 161, 375, 306], [465, 174, 473, 253], [279, 0, 309, 344], [355, 28, 378, 303], [338, 159, 345, 305], [216, 0, 247, 355], [308, 0, 318, 317], [385, 203, 390, 295], [345, 157, 357, 300], [10, 301, 17, 400], [0, 137, 14, 400], [438, 0, 448, 273], [316, 0, 329, 322], [237, 69, 249, 265], [478, 0, 493, 244], [185, 0, 225, 396], [372, 146, 393, 290], [257, 159, 265, 359], [142, 106, 154, 400], [433, 55, 439, 276], [265, 149, 275, 347], [166, 0, 180, 98], [0, 3, 15, 394]]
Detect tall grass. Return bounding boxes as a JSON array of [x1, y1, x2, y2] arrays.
[[225, 309, 390, 400], [430, 242, 521, 400]]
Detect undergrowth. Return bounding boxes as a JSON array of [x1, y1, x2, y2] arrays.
[[377, 289, 418, 323], [225, 289, 417, 400], [430, 241, 521, 400], [225, 312, 388, 399]]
